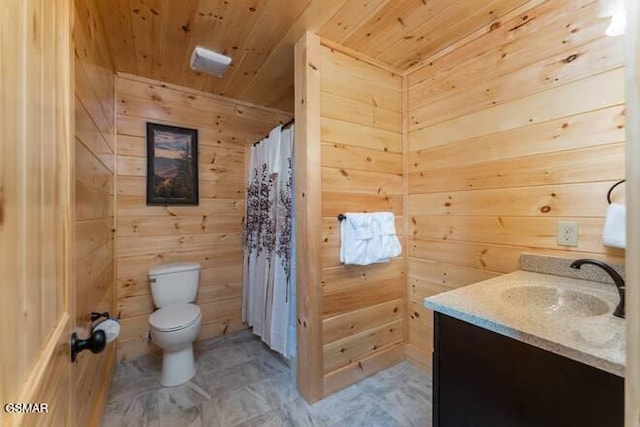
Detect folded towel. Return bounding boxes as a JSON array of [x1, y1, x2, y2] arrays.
[[603, 203, 626, 249], [340, 214, 371, 265], [347, 213, 374, 240], [340, 212, 401, 266], [371, 213, 401, 262], [373, 212, 397, 235]]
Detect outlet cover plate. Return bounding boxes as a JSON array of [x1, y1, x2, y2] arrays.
[[557, 221, 579, 247]]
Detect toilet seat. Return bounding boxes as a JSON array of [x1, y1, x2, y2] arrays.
[[149, 303, 201, 332]]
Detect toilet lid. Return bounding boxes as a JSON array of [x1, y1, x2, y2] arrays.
[[149, 303, 201, 332]]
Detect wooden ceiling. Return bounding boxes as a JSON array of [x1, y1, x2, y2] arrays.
[[96, 0, 533, 112]]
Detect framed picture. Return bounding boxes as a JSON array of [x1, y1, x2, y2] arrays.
[[146, 122, 199, 205]]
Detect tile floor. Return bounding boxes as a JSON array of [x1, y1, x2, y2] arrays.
[[102, 330, 433, 426]]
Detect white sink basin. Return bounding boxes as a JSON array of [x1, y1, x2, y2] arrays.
[[501, 285, 610, 317]]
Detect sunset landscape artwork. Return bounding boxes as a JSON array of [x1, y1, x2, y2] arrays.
[[146, 123, 199, 205]]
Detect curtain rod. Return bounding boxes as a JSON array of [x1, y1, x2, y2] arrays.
[[252, 118, 295, 146]]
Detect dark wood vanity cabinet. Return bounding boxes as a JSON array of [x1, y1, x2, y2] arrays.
[[433, 313, 624, 427]]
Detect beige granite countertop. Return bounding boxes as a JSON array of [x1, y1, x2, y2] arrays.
[[424, 270, 625, 377]]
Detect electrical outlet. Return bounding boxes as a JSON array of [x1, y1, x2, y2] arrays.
[[557, 221, 579, 247]]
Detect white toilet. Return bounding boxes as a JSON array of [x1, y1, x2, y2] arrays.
[[148, 262, 202, 386]]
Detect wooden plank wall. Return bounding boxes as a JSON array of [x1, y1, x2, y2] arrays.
[[318, 41, 405, 395], [114, 74, 291, 362], [73, 0, 117, 425], [406, 0, 626, 368]]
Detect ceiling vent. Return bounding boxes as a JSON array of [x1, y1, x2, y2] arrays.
[[189, 46, 232, 77]]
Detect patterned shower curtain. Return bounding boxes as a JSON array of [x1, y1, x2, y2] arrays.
[[242, 124, 296, 359]]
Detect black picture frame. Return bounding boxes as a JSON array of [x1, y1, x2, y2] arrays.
[[146, 122, 199, 205]]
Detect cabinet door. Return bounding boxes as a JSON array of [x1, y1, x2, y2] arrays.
[[434, 314, 623, 427]]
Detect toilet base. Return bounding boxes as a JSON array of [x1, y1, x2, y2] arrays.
[[160, 345, 196, 387]]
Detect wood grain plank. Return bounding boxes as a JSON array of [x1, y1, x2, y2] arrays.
[[410, 34, 624, 128], [409, 106, 626, 171], [409, 68, 624, 151], [323, 319, 403, 373], [319, 0, 389, 44], [321, 258, 404, 294], [321, 142, 403, 175], [76, 181, 113, 222], [76, 218, 113, 260], [117, 213, 242, 237], [410, 215, 625, 257], [323, 277, 404, 317], [322, 117, 402, 153], [320, 45, 402, 111], [343, 0, 453, 57], [321, 191, 403, 217], [117, 196, 243, 217], [116, 232, 242, 257], [321, 91, 402, 132], [410, 143, 625, 193], [323, 342, 405, 396], [322, 167, 403, 195], [75, 97, 114, 172], [116, 175, 245, 200], [408, 1, 601, 89], [323, 299, 403, 344], [408, 181, 617, 218], [409, 239, 624, 273], [76, 138, 114, 194], [406, 300, 431, 351], [406, 257, 501, 289], [378, 0, 531, 69]]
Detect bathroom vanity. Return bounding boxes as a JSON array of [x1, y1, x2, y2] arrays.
[[425, 269, 625, 427]]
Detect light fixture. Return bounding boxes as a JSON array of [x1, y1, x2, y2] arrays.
[[597, 0, 626, 37], [190, 46, 232, 77]]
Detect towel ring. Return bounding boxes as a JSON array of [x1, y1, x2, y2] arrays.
[[607, 179, 626, 204]]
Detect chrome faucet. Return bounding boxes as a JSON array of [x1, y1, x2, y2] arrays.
[[570, 259, 625, 319]]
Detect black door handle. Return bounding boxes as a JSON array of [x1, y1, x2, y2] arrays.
[[70, 329, 106, 362]]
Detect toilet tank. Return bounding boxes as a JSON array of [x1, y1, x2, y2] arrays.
[[148, 262, 201, 308]]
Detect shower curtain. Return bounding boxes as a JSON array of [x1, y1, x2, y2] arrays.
[[242, 124, 296, 359]]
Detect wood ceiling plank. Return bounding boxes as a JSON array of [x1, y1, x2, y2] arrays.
[[128, 0, 165, 79], [377, 0, 532, 69], [319, 0, 390, 43], [238, 0, 350, 110], [96, 0, 137, 73], [342, 0, 453, 59], [154, 0, 170, 82], [407, 0, 562, 91], [155, 0, 199, 85], [219, 0, 311, 99], [404, 0, 547, 75]]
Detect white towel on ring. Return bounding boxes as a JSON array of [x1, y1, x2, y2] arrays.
[[340, 212, 401, 265]]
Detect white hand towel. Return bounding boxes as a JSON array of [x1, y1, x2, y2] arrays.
[[340, 213, 373, 265], [347, 213, 374, 240], [602, 203, 626, 249], [371, 212, 401, 261], [340, 212, 401, 266]]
